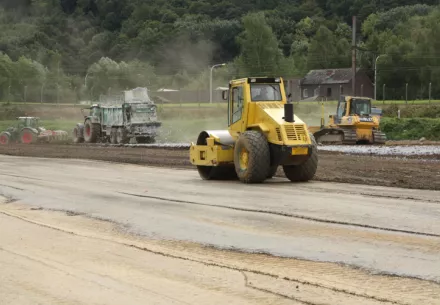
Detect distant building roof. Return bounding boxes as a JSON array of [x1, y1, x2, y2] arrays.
[[301, 68, 360, 85]]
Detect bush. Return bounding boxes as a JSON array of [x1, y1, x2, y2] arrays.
[[0, 104, 26, 120], [383, 104, 440, 118], [380, 117, 440, 140]]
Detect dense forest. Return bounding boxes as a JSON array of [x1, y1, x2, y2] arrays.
[[1, 0, 440, 102]]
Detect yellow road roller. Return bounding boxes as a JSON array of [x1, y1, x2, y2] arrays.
[[189, 77, 318, 184]]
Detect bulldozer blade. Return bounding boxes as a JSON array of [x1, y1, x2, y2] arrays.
[[315, 133, 344, 145]]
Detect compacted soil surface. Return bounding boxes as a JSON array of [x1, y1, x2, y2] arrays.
[[0, 143, 439, 190]]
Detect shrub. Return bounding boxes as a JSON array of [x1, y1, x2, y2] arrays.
[[380, 117, 440, 140]]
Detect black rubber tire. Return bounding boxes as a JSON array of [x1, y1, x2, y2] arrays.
[[116, 127, 129, 144], [83, 120, 100, 143], [0, 132, 10, 145], [234, 130, 270, 184], [137, 136, 155, 144], [110, 128, 118, 144], [283, 133, 318, 182], [72, 124, 84, 143], [267, 165, 279, 179]]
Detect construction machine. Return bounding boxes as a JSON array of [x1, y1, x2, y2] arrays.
[[0, 117, 69, 145], [308, 95, 387, 145], [189, 77, 318, 184], [72, 87, 161, 144]]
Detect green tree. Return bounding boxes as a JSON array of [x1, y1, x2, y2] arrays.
[[234, 12, 285, 77]]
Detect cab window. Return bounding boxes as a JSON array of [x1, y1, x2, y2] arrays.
[[251, 84, 282, 101], [337, 100, 346, 117], [231, 86, 243, 124]]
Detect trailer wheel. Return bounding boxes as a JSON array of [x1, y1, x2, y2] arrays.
[[136, 136, 155, 144], [283, 133, 318, 182], [110, 128, 118, 144], [83, 120, 100, 143], [234, 130, 270, 184], [0, 132, 10, 145], [116, 127, 129, 144]]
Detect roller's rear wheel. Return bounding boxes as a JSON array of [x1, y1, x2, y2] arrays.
[[0, 133, 10, 145], [283, 133, 318, 182], [234, 130, 270, 184]]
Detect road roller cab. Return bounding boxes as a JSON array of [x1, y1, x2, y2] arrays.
[[189, 77, 318, 183]]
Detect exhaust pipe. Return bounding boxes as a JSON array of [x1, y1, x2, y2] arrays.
[[284, 103, 294, 123]]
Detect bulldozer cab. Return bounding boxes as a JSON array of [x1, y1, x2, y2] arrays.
[[349, 97, 372, 116], [334, 96, 372, 123]]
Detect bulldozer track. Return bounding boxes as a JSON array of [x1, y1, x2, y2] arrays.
[[118, 192, 440, 238], [0, 208, 422, 305]]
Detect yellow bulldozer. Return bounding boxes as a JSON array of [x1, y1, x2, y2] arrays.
[[308, 95, 387, 145], [189, 77, 318, 184]]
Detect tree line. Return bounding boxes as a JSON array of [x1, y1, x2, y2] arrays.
[[1, 0, 440, 102]]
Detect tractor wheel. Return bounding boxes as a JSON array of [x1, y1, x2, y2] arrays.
[[110, 128, 118, 144], [20, 129, 37, 144], [283, 133, 318, 182], [233, 130, 270, 184], [116, 127, 129, 144], [72, 125, 84, 143], [0, 132, 10, 145], [83, 120, 100, 143]]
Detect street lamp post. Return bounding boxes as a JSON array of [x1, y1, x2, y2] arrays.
[[84, 72, 90, 88], [374, 54, 386, 101], [210, 63, 226, 104]]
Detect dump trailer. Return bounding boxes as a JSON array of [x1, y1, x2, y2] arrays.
[[308, 95, 387, 145], [189, 77, 318, 184], [0, 117, 69, 145], [73, 88, 161, 144]]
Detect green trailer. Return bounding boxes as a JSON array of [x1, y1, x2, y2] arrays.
[[72, 88, 162, 144]]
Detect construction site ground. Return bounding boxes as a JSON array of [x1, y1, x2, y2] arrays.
[[1, 154, 440, 304], [0, 143, 439, 190]]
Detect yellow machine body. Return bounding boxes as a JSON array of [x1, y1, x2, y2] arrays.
[[309, 95, 387, 145], [190, 77, 312, 166], [190, 77, 318, 183]]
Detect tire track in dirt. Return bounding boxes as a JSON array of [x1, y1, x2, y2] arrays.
[[117, 191, 440, 238], [0, 207, 423, 305]]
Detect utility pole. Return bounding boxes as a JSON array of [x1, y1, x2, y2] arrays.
[[352, 16, 357, 96], [405, 83, 408, 104]]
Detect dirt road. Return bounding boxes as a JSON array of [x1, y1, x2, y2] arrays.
[[1, 155, 440, 304], [0, 143, 440, 190]]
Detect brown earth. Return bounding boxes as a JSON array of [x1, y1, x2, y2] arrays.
[[1, 143, 439, 190]]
